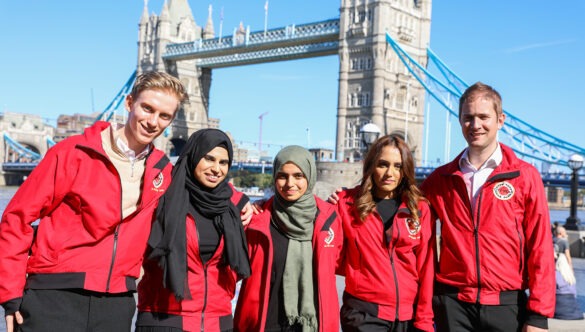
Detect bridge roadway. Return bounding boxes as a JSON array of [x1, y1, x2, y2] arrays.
[[3, 162, 583, 188], [163, 19, 340, 68]]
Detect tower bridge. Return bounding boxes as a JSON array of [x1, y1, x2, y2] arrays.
[[2, 0, 584, 190], [137, 0, 431, 164], [163, 19, 341, 67], [0, 112, 54, 185]]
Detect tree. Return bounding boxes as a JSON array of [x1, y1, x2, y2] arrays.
[[230, 170, 272, 189]]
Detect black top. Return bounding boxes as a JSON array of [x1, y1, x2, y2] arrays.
[[191, 209, 220, 264], [376, 197, 401, 247], [375, 197, 401, 230], [264, 222, 303, 332]]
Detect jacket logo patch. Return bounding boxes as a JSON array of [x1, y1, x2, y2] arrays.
[[493, 181, 514, 200], [405, 218, 421, 239], [324, 228, 334, 247], [153, 172, 164, 189]]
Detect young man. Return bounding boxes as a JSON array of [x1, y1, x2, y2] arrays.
[[0, 72, 188, 331], [421, 82, 555, 332]]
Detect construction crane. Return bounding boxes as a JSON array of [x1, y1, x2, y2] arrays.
[[258, 112, 269, 156]]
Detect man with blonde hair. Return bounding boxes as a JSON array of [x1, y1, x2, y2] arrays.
[[0, 72, 188, 331]]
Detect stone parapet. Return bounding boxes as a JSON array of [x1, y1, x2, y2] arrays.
[[313, 161, 362, 199], [567, 230, 585, 259]]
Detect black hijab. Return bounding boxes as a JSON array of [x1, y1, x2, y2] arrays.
[[148, 129, 251, 300]]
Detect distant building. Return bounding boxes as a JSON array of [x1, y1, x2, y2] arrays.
[[547, 186, 564, 206], [54, 113, 95, 142], [225, 131, 248, 162], [208, 117, 220, 129], [55, 113, 126, 142], [233, 144, 249, 163], [310, 148, 335, 162]]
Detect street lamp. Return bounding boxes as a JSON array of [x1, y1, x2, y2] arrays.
[[565, 154, 584, 230], [360, 123, 381, 152]]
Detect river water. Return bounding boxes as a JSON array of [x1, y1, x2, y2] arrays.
[[0, 186, 583, 330]]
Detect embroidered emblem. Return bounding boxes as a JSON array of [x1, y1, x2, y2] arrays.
[[405, 218, 421, 239], [324, 228, 334, 246], [153, 172, 164, 189], [493, 181, 514, 200]]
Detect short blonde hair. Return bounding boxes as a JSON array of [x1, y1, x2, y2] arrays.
[[130, 72, 189, 108]]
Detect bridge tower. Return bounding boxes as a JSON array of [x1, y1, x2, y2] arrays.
[[0, 112, 55, 185], [137, 0, 215, 155], [336, 0, 432, 162]]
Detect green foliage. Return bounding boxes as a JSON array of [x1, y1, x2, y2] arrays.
[[230, 170, 273, 189]]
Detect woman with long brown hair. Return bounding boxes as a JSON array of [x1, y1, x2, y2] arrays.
[[334, 134, 434, 332]]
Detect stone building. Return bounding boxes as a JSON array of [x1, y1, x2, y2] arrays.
[[336, 0, 431, 162], [137, 0, 220, 156], [310, 148, 335, 162]]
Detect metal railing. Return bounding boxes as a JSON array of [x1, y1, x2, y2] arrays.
[[163, 19, 340, 63]]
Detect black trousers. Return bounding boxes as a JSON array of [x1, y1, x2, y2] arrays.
[[340, 292, 415, 332], [433, 294, 527, 332], [18, 289, 136, 332]]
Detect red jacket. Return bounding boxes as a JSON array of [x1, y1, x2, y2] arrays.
[[421, 144, 555, 318], [336, 187, 435, 332], [137, 190, 247, 332], [0, 121, 172, 313], [234, 196, 343, 332]]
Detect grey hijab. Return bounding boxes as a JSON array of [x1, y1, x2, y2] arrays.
[[272, 145, 318, 331]]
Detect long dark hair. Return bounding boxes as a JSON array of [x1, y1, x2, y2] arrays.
[[355, 134, 425, 221]]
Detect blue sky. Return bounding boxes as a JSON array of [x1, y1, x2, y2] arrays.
[[1, 1, 584, 165]]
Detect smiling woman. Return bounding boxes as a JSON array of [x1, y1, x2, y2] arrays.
[[334, 134, 435, 332], [136, 128, 251, 332], [194, 146, 230, 188], [235, 145, 344, 332], [274, 162, 309, 202]]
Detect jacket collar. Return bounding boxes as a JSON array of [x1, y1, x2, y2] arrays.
[[78, 121, 168, 168], [438, 143, 521, 180]]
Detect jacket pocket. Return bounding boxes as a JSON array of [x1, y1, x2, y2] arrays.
[[514, 217, 524, 273]]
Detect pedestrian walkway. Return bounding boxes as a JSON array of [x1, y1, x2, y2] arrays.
[[550, 317, 585, 332]]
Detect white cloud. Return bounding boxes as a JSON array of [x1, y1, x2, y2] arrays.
[[502, 39, 576, 54]]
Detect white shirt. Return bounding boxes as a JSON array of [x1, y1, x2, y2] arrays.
[[459, 144, 503, 209], [116, 136, 150, 161], [110, 123, 150, 161]]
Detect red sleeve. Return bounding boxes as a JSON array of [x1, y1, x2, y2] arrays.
[[0, 145, 73, 305], [334, 188, 354, 276], [412, 201, 435, 332], [523, 168, 555, 318]]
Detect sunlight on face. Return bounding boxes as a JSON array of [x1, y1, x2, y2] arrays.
[[275, 162, 308, 202], [372, 146, 403, 199], [194, 146, 229, 189]]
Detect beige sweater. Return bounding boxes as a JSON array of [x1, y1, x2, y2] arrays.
[[101, 126, 147, 219]]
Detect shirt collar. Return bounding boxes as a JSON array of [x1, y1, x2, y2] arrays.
[[110, 123, 150, 160], [459, 143, 502, 171]]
